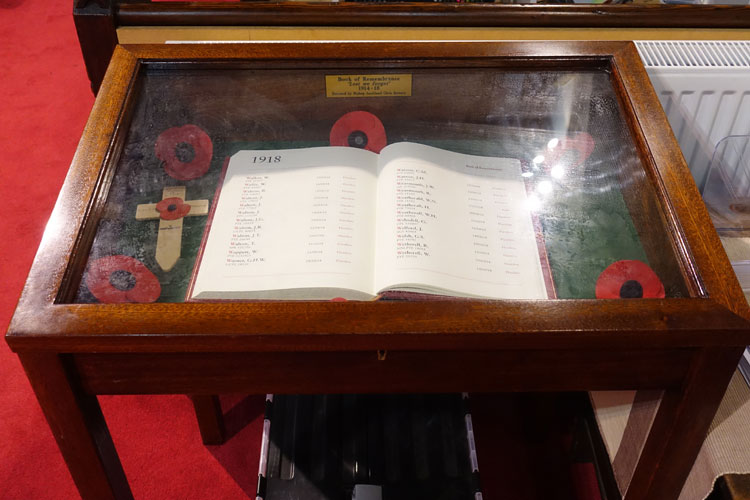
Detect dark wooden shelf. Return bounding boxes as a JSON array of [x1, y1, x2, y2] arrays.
[[74, 1, 750, 93]]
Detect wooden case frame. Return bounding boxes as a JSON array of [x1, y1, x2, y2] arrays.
[[6, 42, 750, 500]]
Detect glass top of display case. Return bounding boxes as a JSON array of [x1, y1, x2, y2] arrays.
[[8, 41, 750, 352], [69, 43, 693, 304]]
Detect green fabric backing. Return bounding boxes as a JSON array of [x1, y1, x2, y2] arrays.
[[76, 140, 647, 302]]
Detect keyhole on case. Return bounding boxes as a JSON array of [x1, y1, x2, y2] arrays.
[[348, 131, 368, 149], [619, 280, 643, 298], [110, 270, 137, 291], [175, 142, 196, 163]]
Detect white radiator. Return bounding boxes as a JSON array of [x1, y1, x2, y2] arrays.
[[635, 40, 750, 191]]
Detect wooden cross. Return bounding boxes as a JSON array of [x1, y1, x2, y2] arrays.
[[136, 186, 209, 272]]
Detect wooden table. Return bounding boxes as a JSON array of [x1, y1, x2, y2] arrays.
[[7, 41, 750, 500]]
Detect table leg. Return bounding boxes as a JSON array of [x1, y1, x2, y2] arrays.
[[190, 395, 226, 445], [624, 346, 744, 500], [19, 352, 133, 500]]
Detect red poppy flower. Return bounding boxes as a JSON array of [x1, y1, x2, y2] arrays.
[[330, 111, 387, 153], [545, 132, 595, 170], [156, 197, 191, 220], [155, 124, 213, 181], [595, 260, 665, 299], [85, 255, 161, 303]]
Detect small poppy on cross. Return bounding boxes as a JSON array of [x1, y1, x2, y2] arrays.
[[136, 186, 209, 271]]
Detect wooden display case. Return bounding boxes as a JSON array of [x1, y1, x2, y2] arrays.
[[6, 41, 750, 500]]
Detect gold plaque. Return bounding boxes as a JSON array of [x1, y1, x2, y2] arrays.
[[325, 74, 412, 98]]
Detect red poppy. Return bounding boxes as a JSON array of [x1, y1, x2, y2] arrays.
[[330, 111, 387, 153], [85, 255, 161, 303], [545, 132, 595, 170], [155, 124, 213, 181], [595, 260, 665, 299], [156, 197, 191, 220]]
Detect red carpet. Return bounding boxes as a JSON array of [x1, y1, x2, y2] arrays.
[[0, 2, 254, 499], [1, 1, 92, 498], [0, 2, 602, 499]]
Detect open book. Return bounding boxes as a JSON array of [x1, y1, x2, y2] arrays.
[[189, 142, 552, 301]]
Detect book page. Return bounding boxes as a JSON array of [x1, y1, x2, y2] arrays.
[[374, 142, 548, 300], [191, 147, 378, 300]]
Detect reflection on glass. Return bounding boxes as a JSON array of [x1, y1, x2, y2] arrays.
[[73, 67, 687, 303]]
